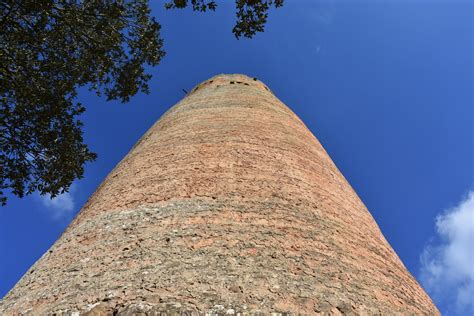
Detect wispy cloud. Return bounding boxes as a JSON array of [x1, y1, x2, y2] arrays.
[[37, 184, 76, 220], [420, 190, 474, 315], [310, 0, 336, 26]]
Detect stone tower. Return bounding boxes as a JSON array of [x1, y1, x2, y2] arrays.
[[0, 74, 438, 315]]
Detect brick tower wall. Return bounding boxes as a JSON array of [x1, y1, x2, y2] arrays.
[[0, 74, 438, 315]]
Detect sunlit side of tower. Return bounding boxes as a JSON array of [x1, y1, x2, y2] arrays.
[[0, 74, 439, 315]]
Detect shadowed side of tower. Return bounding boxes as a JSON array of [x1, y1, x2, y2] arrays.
[[0, 74, 438, 315]]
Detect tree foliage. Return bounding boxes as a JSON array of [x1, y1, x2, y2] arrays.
[[166, 0, 284, 38], [0, 0, 284, 206]]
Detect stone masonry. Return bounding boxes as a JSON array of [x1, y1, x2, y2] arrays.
[[0, 74, 439, 315]]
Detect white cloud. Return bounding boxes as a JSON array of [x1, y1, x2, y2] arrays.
[[420, 190, 474, 315], [38, 184, 76, 220]]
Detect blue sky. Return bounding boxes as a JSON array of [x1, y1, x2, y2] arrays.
[[1, 0, 472, 314]]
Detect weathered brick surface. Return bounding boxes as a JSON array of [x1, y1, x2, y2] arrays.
[[0, 74, 439, 315]]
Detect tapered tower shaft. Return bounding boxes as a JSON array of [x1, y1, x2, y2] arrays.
[[0, 74, 438, 315]]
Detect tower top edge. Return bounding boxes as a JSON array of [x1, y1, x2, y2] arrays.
[[208, 73, 255, 80], [188, 73, 274, 95]]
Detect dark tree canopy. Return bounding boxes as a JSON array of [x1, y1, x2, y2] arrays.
[[0, 0, 164, 205], [166, 0, 284, 39], [0, 0, 284, 206]]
